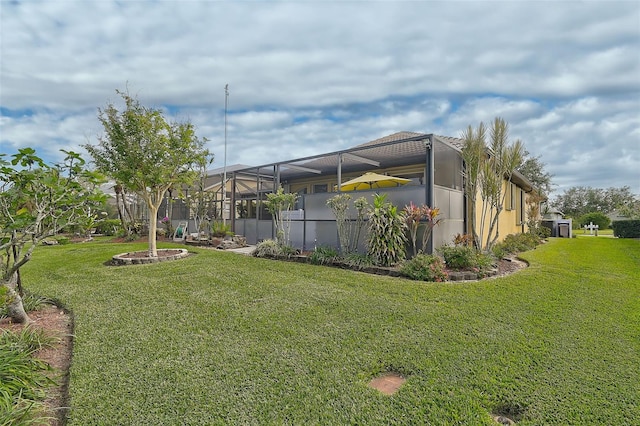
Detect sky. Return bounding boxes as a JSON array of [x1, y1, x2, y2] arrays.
[[1, 0, 639, 197]]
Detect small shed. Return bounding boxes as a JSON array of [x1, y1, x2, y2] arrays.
[[542, 218, 573, 238]]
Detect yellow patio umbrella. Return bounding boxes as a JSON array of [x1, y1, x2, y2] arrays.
[[339, 172, 411, 191]]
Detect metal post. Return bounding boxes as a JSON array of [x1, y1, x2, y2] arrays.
[[223, 84, 229, 225], [425, 136, 435, 253]]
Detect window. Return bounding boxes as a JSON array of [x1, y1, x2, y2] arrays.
[[506, 183, 516, 211], [434, 141, 463, 190], [294, 188, 307, 210], [515, 187, 524, 225], [313, 184, 328, 193]]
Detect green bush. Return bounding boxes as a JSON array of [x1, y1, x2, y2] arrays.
[[579, 212, 611, 230], [474, 251, 496, 278], [252, 240, 298, 258], [437, 244, 495, 276], [0, 287, 10, 319], [252, 239, 282, 258], [0, 327, 57, 425], [529, 224, 551, 239], [401, 254, 448, 282], [367, 194, 407, 266], [438, 244, 478, 270], [492, 233, 541, 258], [211, 221, 234, 238], [95, 219, 121, 236], [611, 220, 640, 238], [0, 326, 57, 355], [308, 246, 339, 265], [341, 253, 373, 270], [55, 236, 70, 245]]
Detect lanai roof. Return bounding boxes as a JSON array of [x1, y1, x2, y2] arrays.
[[217, 130, 536, 193], [228, 131, 463, 181]]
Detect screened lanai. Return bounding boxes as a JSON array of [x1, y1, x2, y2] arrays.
[[226, 131, 466, 254]]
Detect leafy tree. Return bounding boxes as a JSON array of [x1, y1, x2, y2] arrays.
[[180, 152, 215, 235], [526, 189, 547, 237], [579, 212, 611, 230], [462, 117, 525, 251], [1, 149, 105, 323], [552, 186, 638, 218], [617, 198, 640, 219], [264, 187, 298, 246], [85, 89, 210, 257], [517, 150, 554, 197]]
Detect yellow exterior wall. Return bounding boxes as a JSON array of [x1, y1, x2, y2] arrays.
[[471, 179, 530, 246]]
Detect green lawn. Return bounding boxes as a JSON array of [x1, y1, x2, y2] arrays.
[[575, 228, 614, 237], [22, 237, 640, 425]]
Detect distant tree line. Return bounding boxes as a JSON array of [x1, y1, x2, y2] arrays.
[[552, 186, 639, 220]]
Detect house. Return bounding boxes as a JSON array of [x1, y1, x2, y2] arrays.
[[166, 131, 538, 253], [543, 209, 565, 221]]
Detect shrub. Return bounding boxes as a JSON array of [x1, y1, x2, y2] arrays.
[[211, 221, 234, 238], [474, 251, 496, 278], [535, 225, 552, 239], [1, 291, 53, 333], [612, 220, 640, 238], [579, 212, 611, 230], [20, 293, 52, 315], [341, 253, 374, 270], [252, 239, 283, 258], [308, 246, 340, 265], [279, 245, 300, 257], [55, 236, 70, 245], [0, 327, 57, 424], [438, 244, 478, 270], [0, 326, 57, 355], [251, 240, 298, 258], [492, 232, 541, 258], [367, 194, 407, 266], [401, 254, 448, 282], [95, 219, 121, 236], [0, 286, 10, 319]]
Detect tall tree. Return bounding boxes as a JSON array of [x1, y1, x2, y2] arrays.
[[85, 89, 210, 257], [552, 186, 638, 218], [1, 149, 105, 323], [462, 118, 525, 251], [517, 151, 554, 197]]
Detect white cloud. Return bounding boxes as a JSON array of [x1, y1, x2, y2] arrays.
[[1, 0, 639, 195]]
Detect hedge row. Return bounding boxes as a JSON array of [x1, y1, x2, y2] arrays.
[[611, 220, 640, 238]]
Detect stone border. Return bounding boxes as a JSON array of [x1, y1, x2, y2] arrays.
[[111, 249, 189, 266]]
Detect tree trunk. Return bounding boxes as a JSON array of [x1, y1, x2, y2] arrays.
[[148, 205, 159, 257], [2, 273, 31, 324]]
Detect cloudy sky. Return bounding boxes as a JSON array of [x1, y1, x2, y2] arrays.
[[1, 0, 639, 196]]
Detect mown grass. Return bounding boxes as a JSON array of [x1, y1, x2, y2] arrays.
[[21, 237, 640, 425]]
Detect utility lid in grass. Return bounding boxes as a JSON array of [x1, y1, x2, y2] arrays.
[[368, 372, 406, 395]]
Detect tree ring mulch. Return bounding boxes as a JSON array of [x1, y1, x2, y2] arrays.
[[110, 248, 189, 266]]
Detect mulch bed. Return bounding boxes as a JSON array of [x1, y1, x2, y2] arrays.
[[1, 305, 73, 426]]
